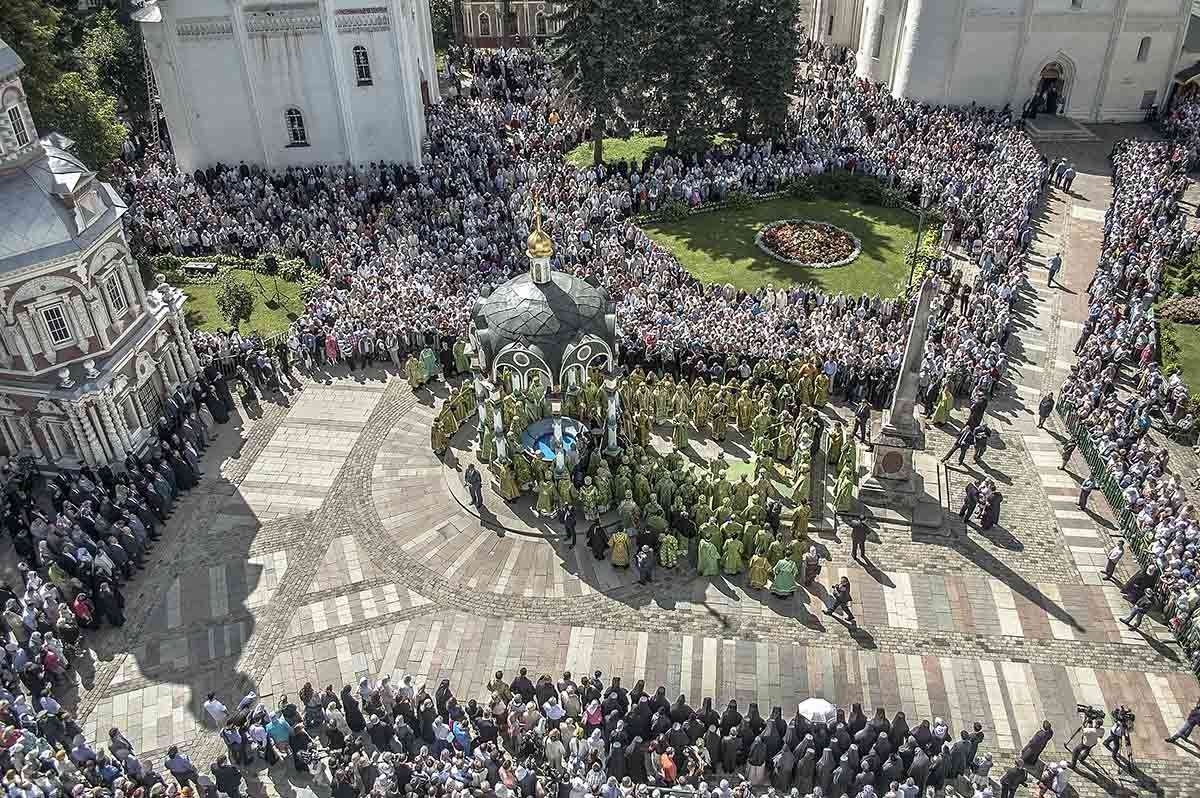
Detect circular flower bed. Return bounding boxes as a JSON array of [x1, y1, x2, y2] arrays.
[[755, 219, 862, 268]]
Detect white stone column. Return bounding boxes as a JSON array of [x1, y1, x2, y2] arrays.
[[66, 405, 98, 467], [125, 257, 148, 308], [95, 394, 126, 460], [159, 349, 179, 389], [58, 419, 83, 463], [131, 390, 151, 431], [0, 417, 18, 457], [17, 418, 44, 461], [170, 321, 197, 380], [117, 265, 139, 314], [36, 419, 62, 462], [103, 389, 133, 454], [85, 402, 114, 465]]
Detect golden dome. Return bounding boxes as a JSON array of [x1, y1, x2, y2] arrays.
[[526, 192, 554, 259], [527, 228, 554, 258]]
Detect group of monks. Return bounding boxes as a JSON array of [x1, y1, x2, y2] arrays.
[[430, 358, 863, 592]]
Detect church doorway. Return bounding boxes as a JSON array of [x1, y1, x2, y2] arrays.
[[1037, 62, 1068, 116]]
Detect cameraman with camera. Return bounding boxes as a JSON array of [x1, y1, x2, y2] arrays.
[[1069, 717, 1103, 769], [1102, 706, 1134, 768]]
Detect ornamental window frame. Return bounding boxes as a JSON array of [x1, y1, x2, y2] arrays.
[[353, 45, 373, 86], [285, 107, 308, 147]]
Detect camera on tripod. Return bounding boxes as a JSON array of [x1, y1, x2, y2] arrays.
[[1076, 703, 1106, 722], [1112, 705, 1136, 727]]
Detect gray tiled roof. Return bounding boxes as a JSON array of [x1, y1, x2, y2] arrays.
[[0, 141, 127, 273], [472, 271, 614, 378], [0, 38, 23, 78]]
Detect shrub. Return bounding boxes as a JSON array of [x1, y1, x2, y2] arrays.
[[657, 199, 690, 223], [854, 178, 884, 205], [215, 269, 255, 329], [726, 190, 754, 211], [1158, 296, 1200, 324], [787, 178, 816, 201]]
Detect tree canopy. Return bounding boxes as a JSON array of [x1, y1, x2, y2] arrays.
[[0, 0, 137, 171], [552, 0, 802, 163]]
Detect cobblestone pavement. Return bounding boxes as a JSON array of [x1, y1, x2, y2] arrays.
[[67, 133, 1200, 798]]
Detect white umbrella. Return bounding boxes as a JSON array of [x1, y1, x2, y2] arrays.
[[797, 697, 837, 724]]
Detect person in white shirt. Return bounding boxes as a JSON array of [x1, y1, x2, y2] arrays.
[[204, 692, 228, 727], [1069, 719, 1102, 769], [1102, 539, 1125, 581]]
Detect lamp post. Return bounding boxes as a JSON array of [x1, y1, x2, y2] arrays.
[[907, 181, 933, 287]]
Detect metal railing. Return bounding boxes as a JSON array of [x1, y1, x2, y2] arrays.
[[1056, 398, 1198, 671]]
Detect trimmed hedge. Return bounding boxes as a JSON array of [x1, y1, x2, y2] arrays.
[[142, 253, 314, 284]]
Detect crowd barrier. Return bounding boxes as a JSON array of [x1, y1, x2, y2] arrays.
[[1055, 398, 1199, 672]]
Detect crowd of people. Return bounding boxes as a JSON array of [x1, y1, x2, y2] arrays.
[[1057, 136, 1200, 670], [0, 361, 235, 797], [193, 669, 1016, 798], [115, 45, 1045, 415]]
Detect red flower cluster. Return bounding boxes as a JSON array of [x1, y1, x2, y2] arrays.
[[760, 222, 857, 265]]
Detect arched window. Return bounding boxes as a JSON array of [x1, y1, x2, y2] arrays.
[[285, 108, 308, 146], [1071, 0, 1083, 8], [1137, 36, 1152, 63], [1, 88, 27, 148], [353, 45, 373, 86], [535, 12, 547, 36], [478, 12, 491, 37]]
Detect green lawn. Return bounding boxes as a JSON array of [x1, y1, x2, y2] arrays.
[[566, 134, 733, 169], [179, 271, 304, 336], [642, 197, 918, 296], [1170, 322, 1200, 392]]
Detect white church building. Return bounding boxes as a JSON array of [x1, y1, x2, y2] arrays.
[[135, 0, 439, 173], [810, 0, 1192, 122]]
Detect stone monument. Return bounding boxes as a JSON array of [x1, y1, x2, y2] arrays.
[[859, 278, 945, 529]]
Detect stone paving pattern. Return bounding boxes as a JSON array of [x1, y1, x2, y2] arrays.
[[60, 127, 1200, 798]]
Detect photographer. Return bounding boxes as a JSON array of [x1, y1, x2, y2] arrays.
[[1102, 709, 1132, 766], [1069, 718, 1102, 769]]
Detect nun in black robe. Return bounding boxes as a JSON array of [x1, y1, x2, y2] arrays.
[[795, 748, 816, 795], [720, 701, 742, 735], [816, 747, 836, 794], [720, 728, 739, 773], [607, 740, 628, 780], [771, 746, 795, 791], [704, 725, 722, 771], [890, 712, 910, 750], [847, 703, 868, 737]]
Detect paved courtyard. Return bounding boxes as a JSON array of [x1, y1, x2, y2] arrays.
[[66, 132, 1200, 797]]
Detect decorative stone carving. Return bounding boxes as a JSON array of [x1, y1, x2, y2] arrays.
[[7, 276, 84, 323], [83, 359, 100, 379], [57, 367, 74, 388], [135, 351, 157, 385], [176, 16, 235, 38], [246, 10, 322, 35], [35, 400, 64, 416], [112, 374, 129, 395], [335, 8, 391, 32], [0, 393, 17, 410]]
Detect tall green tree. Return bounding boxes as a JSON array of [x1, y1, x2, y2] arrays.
[[79, 7, 149, 121], [718, 0, 801, 140], [636, 0, 721, 152], [0, 0, 129, 169], [551, 0, 641, 166]]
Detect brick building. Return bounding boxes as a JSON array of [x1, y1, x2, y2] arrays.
[[0, 37, 200, 469]]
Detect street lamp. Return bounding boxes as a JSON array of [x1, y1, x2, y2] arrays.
[[907, 181, 933, 287]]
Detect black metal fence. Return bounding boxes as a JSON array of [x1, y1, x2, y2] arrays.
[[1056, 398, 1199, 671]]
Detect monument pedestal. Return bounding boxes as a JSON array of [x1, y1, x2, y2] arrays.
[[858, 411, 946, 530]]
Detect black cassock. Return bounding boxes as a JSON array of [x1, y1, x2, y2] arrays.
[[1021, 727, 1053, 765]]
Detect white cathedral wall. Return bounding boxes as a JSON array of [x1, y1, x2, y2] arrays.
[[1015, 30, 1110, 119], [1101, 28, 1180, 120], [174, 37, 263, 168], [334, 27, 419, 164], [947, 30, 1020, 108], [244, 31, 349, 167]]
